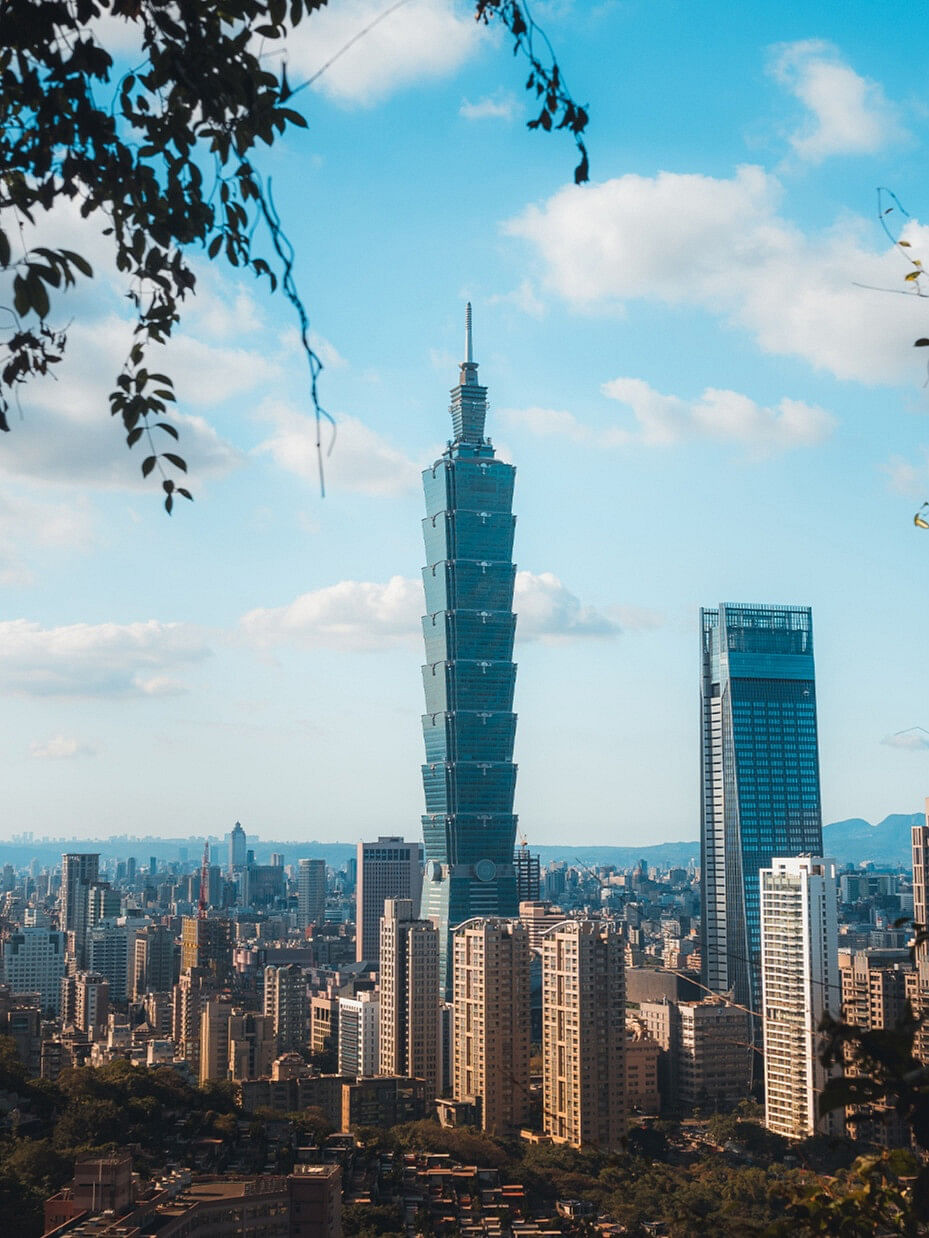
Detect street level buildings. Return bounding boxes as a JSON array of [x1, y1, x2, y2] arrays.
[[760, 855, 842, 1139], [420, 306, 520, 994], [700, 604, 824, 1013]]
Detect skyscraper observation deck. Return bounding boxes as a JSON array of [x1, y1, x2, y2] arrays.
[[420, 306, 519, 994]]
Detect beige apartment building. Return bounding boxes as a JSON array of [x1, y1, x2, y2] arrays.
[[379, 897, 439, 1099], [541, 919, 625, 1150], [452, 918, 530, 1134]]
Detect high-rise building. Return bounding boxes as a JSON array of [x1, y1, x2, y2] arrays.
[[87, 881, 120, 930], [640, 996, 752, 1111], [132, 925, 177, 1000], [199, 995, 234, 1084], [700, 604, 823, 1014], [338, 991, 380, 1079], [297, 859, 327, 930], [913, 801, 929, 972], [452, 918, 530, 1135], [180, 916, 233, 984], [514, 848, 541, 903], [263, 963, 309, 1053], [379, 898, 439, 1099], [356, 837, 423, 962], [228, 822, 247, 874], [228, 1010, 275, 1081], [420, 307, 520, 995], [61, 853, 99, 967], [2, 928, 66, 1013], [74, 971, 110, 1038], [760, 856, 842, 1139], [87, 924, 130, 1006], [541, 920, 625, 1150]]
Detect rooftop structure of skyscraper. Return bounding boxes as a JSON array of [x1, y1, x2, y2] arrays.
[[700, 603, 824, 1015], [420, 306, 519, 994]]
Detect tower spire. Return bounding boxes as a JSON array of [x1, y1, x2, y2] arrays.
[[465, 302, 473, 363]]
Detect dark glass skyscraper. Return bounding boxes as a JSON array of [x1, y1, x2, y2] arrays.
[[420, 306, 518, 994], [700, 603, 823, 1015]]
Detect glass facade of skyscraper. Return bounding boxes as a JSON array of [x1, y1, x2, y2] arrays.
[[420, 307, 519, 994], [700, 603, 823, 1016]]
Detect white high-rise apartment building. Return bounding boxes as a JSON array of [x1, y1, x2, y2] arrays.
[[356, 837, 423, 962], [542, 919, 625, 1151], [297, 859, 327, 930], [760, 855, 842, 1139], [338, 991, 380, 1078], [379, 897, 439, 1098], [3, 928, 66, 1013], [453, 918, 530, 1134]]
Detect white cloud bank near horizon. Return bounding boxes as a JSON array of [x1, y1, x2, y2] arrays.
[[0, 619, 211, 698]]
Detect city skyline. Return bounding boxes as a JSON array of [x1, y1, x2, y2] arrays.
[[4, 3, 929, 844]]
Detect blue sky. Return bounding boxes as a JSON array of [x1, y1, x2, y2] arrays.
[[4, 0, 929, 844]]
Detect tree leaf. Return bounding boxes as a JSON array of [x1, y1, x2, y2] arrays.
[[141, 455, 157, 477]]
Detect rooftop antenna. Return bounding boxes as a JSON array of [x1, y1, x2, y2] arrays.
[[465, 301, 473, 363]]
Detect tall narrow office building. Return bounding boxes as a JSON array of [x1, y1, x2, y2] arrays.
[[297, 859, 327, 930], [60, 853, 99, 968], [420, 306, 519, 993], [700, 604, 823, 1014], [356, 838, 423, 962]]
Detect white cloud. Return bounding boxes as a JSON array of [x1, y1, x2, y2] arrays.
[[1, 317, 243, 489], [242, 575, 422, 652], [0, 619, 211, 697], [502, 381, 835, 454], [601, 378, 835, 451], [489, 279, 546, 318], [285, 0, 484, 107], [882, 728, 929, 751], [31, 735, 96, 760], [769, 40, 904, 163], [460, 93, 518, 121], [507, 166, 929, 384], [514, 572, 620, 640], [255, 399, 420, 496], [240, 570, 627, 651]]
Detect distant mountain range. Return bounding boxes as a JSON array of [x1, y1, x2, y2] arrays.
[[1, 812, 923, 872]]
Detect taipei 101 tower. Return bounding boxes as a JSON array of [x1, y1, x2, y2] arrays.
[[420, 306, 519, 994]]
